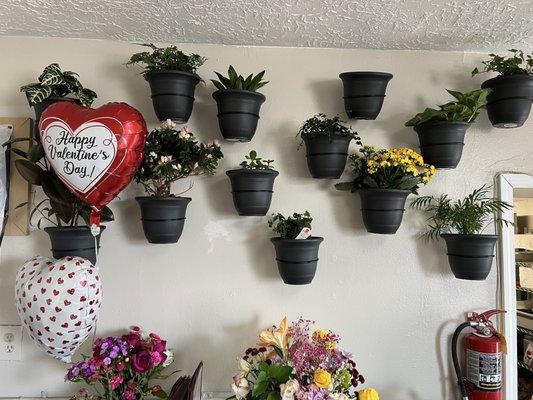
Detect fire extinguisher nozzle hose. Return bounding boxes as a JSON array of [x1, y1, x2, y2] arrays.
[[452, 322, 475, 400]]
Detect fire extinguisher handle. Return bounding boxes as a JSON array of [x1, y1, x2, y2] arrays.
[[474, 309, 506, 322], [452, 322, 474, 400]]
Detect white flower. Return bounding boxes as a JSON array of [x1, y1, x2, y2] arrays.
[[179, 130, 191, 139], [160, 119, 176, 130], [237, 358, 251, 373], [231, 373, 250, 400], [149, 151, 157, 158], [332, 394, 349, 400], [162, 350, 174, 367], [159, 155, 173, 164], [207, 154, 213, 159], [172, 164, 180, 170], [206, 139, 220, 147], [280, 379, 299, 400]]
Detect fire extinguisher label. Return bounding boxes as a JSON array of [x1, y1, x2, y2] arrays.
[[466, 349, 502, 390]]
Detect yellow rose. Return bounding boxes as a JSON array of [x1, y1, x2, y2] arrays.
[[313, 369, 332, 388], [359, 388, 379, 400]]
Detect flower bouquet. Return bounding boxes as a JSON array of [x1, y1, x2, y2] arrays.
[[230, 317, 378, 400], [66, 327, 174, 400]]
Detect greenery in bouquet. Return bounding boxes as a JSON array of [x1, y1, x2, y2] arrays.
[[229, 317, 378, 400]]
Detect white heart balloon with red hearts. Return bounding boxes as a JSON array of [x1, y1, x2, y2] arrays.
[[15, 255, 102, 362]]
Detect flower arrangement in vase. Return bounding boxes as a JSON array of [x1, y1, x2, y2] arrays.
[[335, 146, 435, 234], [135, 120, 223, 244], [66, 326, 174, 400], [230, 317, 378, 400]]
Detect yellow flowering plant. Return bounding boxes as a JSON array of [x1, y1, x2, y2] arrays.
[[335, 146, 435, 194]]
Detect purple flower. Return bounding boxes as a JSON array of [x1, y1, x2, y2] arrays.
[[132, 351, 154, 373]]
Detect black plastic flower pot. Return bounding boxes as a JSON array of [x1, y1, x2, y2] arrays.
[[270, 237, 324, 285], [339, 72, 393, 120], [212, 90, 266, 142], [302, 133, 352, 179], [358, 189, 410, 234], [481, 75, 533, 128], [441, 234, 499, 280], [44, 226, 105, 265], [414, 121, 470, 169], [135, 196, 192, 244], [33, 97, 81, 124], [145, 70, 201, 123], [226, 169, 279, 216]]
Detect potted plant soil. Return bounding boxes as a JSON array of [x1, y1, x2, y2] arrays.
[[20, 63, 96, 124], [211, 66, 268, 141], [2, 132, 112, 265], [297, 114, 361, 179], [411, 186, 511, 280], [336, 146, 435, 234], [472, 49, 533, 128], [268, 211, 323, 285], [339, 72, 393, 119], [405, 89, 490, 169], [135, 120, 223, 244], [226, 150, 278, 216], [127, 44, 206, 123]]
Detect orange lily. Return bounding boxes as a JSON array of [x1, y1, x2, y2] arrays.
[[258, 317, 289, 356]]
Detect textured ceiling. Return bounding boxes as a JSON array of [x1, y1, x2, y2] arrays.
[[0, 0, 532, 51]]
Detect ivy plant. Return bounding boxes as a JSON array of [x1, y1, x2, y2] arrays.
[[410, 185, 511, 240], [126, 43, 206, 74], [404, 89, 490, 126], [20, 63, 97, 107], [268, 211, 312, 239], [472, 49, 533, 77], [239, 150, 274, 170], [212, 66, 268, 91], [297, 113, 361, 149]]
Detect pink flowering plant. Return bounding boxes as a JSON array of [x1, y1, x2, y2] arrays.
[[230, 317, 374, 400], [135, 119, 223, 197], [66, 327, 174, 400]]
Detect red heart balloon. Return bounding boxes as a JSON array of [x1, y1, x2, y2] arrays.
[[39, 102, 147, 227]]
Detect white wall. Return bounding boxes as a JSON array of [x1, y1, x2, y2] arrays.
[[0, 37, 532, 400]]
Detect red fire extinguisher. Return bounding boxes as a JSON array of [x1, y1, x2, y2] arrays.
[[451, 309, 507, 400]]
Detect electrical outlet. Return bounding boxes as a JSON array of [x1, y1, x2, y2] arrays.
[[0, 325, 22, 361]]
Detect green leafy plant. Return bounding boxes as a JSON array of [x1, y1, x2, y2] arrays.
[[268, 211, 312, 239], [211, 66, 268, 91], [249, 361, 293, 400], [1, 137, 113, 228], [135, 120, 223, 197], [126, 43, 206, 74], [239, 150, 274, 170], [297, 114, 360, 149], [335, 146, 435, 194], [20, 63, 97, 107], [410, 185, 512, 240], [404, 89, 490, 126], [472, 49, 533, 76]]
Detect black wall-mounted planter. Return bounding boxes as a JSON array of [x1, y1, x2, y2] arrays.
[[145, 70, 200, 123], [414, 121, 470, 169], [226, 169, 279, 216], [339, 72, 393, 120], [34, 97, 81, 125], [441, 234, 499, 280], [481, 75, 533, 128], [271, 237, 324, 285], [136, 196, 191, 244], [212, 90, 266, 142], [44, 226, 105, 265], [358, 189, 410, 234], [302, 133, 352, 179]]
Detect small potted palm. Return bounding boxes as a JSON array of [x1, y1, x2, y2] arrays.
[[405, 89, 490, 169], [20, 63, 97, 124], [268, 211, 323, 285], [411, 186, 511, 280], [226, 150, 278, 216], [135, 120, 223, 244], [127, 44, 206, 123], [2, 133, 112, 264], [339, 72, 393, 119], [472, 49, 533, 128], [211, 66, 268, 141], [336, 146, 435, 234], [297, 114, 361, 179]]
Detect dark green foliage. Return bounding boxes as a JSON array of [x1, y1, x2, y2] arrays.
[[268, 211, 312, 239], [405, 89, 490, 126], [472, 49, 533, 76], [20, 63, 97, 106], [251, 361, 293, 400], [297, 113, 360, 149], [126, 43, 206, 74], [211, 66, 268, 91], [410, 185, 512, 240], [239, 150, 274, 170]]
